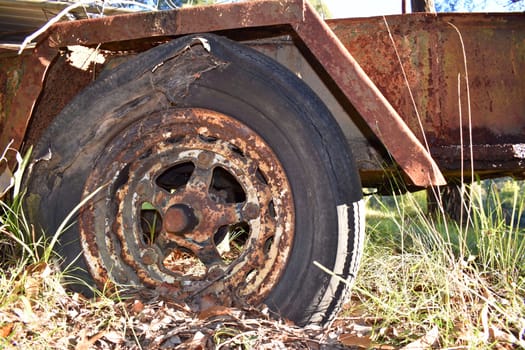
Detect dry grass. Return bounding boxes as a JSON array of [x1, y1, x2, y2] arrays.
[[2, 142, 525, 348], [348, 183, 525, 349]]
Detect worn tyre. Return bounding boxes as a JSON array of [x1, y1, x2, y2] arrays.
[[26, 34, 364, 326]]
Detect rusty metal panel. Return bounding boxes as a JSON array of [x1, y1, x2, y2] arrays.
[[3, 0, 522, 186], [0, 43, 58, 159], [245, 38, 393, 180], [46, 0, 304, 48], [328, 13, 525, 151], [432, 143, 525, 179], [295, 2, 446, 187], [0, 54, 25, 142], [24, 49, 108, 149], [3, 0, 447, 189]]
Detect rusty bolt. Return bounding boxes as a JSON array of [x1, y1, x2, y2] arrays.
[[164, 204, 198, 234], [135, 182, 147, 196], [207, 265, 225, 280], [141, 247, 158, 265], [196, 151, 214, 169], [164, 206, 190, 234], [242, 202, 260, 221]]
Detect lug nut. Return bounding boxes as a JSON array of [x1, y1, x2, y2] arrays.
[[242, 202, 260, 221], [196, 151, 214, 169], [164, 204, 198, 234], [141, 247, 158, 265]]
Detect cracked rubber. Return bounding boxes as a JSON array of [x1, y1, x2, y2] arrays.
[[25, 34, 365, 326]]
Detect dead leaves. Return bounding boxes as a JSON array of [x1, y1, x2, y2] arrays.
[[1, 279, 524, 349], [123, 298, 320, 349], [1, 288, 380, 349], [74, 329, 106, 350], [337, 322, 374, 349], [339, 333, 372, 348], [0, 323, 13, 338], [400, 326, 439, 349], [197, 305, 238, 320]]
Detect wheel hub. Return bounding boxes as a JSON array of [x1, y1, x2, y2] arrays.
[[164, 204, 197, 235], [79, 108, 294, 309]]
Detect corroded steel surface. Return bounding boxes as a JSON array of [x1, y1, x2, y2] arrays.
[[0, 43, 57, 160], [431, 144, 525, 179], [0, 54, 24, 148], [39, 0, 445, 186], [24, 50, 104, 150], [46, 0, 304, 47], [2, 0, 524, 187], [41, 0, 445, 186], [0, 0, 303, 165], [295, 2, 446, 187], [79, 108, 294, 309], [328, 13, 525, 172]]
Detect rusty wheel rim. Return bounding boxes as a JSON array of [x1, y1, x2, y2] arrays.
[[79, 108, 294, 307]]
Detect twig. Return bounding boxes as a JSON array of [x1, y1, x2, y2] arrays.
[[18, 1, 94, 54], [17, 0, 159, 54], [313, 261, 351, 286], [447, 22, 474, 230], [382, 16, 431, 154]]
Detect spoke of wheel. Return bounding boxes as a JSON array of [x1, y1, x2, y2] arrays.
[[215, 202, 244, 227], [252, 183, 273, 216], [194, 238, 225, 267], [137, 180, 171, 211], [167, 235, 224, 267], [186, 167, 214, 193]]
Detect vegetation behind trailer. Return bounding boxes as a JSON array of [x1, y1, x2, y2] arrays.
[[0, 0, 524, 326]]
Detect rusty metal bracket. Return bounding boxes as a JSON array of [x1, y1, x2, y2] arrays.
[[4, 0, 446, 187], [46, 0, 305, 47], [293, 2, 445, 187], [0, 41, 58, 161]]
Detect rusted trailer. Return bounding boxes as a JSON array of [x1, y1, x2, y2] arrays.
[[1, 0, 524, 326]]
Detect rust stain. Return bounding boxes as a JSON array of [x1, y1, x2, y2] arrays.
[[328, 13, 525, 149], [2, 0, 522, 185], [46, 0, 305, 48], [164, 205, 193, 234], [79, 104, 294, 308], [0, 42, 58, 164], [294, 2, 446, 187], [24, 49, 105, 149]]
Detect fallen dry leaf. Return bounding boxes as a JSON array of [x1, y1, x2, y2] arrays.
[[103, 331, 125, 344], [352, 323, 373, 335], [489, 326, 518, 344], [198, 305, 235, 320], [0, 164, 13, 198], [339, 333, 372, 348], [12, 296, 37, 324], [0, 323, 14, 338], [131, 299, 144, 314], [182, 330, 208, 349], [400, 325, 439, 350], [74, 329, 106, 350], [481, 303, 490, 342]]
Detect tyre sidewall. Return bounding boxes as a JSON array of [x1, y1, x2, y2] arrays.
[[27, 34, 362, 324]]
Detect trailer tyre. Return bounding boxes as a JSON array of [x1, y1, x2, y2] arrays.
[[26, 34, 364, 326]]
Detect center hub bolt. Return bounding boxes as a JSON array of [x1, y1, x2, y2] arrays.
[[164, 204, 198, 234]]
